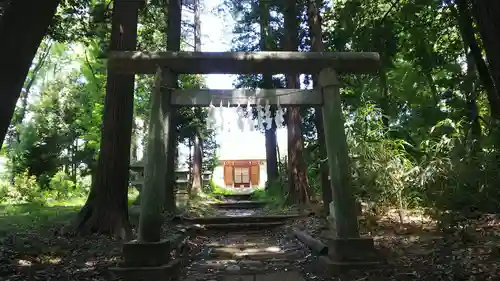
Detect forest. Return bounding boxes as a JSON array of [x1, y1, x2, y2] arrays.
[[1, 0, 500, 280]]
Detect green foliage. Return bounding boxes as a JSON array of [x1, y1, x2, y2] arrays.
[[2, 0, 499, 234], [253, 181, 285, 207], [0, 201, 81, 235], [205, 179, 233, 195], [3, 7, 217, 205], [48, 171, 85, 200], [0, 170, 89, 204], [223, 0, 500, 225], [0, 171, 39, 203]]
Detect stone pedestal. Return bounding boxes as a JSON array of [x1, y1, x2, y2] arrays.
[[109, 239, 181, 281], [315, 237, 380, 275]]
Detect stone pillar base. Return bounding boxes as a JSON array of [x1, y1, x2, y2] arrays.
[[109, 260, 181, 281], [109, 239, 182, 281], [314, 237, 381, 275]]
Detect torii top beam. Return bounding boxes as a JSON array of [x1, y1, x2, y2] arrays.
[[107, 51, 381, 75]]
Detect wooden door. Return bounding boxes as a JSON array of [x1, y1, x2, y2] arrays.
[[233, 167, 250, 187], [224, 165, 233, 185], [250, 165, 259, 186]]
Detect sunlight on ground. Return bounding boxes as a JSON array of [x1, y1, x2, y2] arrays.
[[0, 189, 139, 233]]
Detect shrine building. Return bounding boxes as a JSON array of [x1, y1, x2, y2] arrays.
[[211, 132, 267, 189]]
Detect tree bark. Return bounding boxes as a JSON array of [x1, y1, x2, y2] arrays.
[[265, 125, 279, 185], [190, 0, 203, 196], [470, 0, 500, 101], [0, 0, 60, 146], [260, 0, 279, 186], [452, 0, 482, 140], [284, 0, 310, 205], [163, 0, 182, 212], [188, 137, 193, 178], [307, 0, 331, 213], [7, 42, 52, 183], [75, 0, 142, 239], [286, 108, 311, 205], [191, 134, 203, 195], [0, 1, 13, 24], [15, 42, 52, 142], [455, 0, 500, 120]]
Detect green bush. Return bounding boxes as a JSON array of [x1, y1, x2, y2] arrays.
[[0, 170, 88, 204], [0, 170, 41, 203], [252, 180, 285, 207], [48, 171, 85, 200], [205, 179, 233, 195]]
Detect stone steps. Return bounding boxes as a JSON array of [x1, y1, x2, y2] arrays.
[[192, 221, 286, 232], [210, 244, 303, 260], [174, 213, 311, 225], [211, 201, 267, 209], [215, 193, 254, 201], [179, 199, 311, 280], [180, 233, 308, 281]]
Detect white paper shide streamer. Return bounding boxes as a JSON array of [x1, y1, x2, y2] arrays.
[[206, 100, 217, 130], [204, 93, 287, 132], [218, 100, 224, 133], [225, 101, 232, 132], [274, 98, 285, 128], [246, 100, 254, 131]]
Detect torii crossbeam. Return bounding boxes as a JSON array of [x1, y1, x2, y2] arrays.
[[107, 51, 380, 74]]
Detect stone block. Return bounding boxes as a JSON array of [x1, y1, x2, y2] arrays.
[[256, 271, 305, 281], [312, 236, 381, 275], [315, 255, 380, 275], [326, 237, 378, 262], [123, 239, 172, 267], [221, 275, 254, 281], [109, 259, 181, 281]]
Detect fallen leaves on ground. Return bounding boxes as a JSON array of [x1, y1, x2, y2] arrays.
[[293, 213, 500, 281], [0, 220, 122, 281], [0, 217, 190, 281], [3, 206, 500, 281]]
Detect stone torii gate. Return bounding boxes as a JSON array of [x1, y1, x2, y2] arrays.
[[109, 51, 381, 278]]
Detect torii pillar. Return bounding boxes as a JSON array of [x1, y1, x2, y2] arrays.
[[317, 67, 379, 274]]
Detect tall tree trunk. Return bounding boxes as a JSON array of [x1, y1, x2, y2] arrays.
[[131, 119, 138, 162], [259, 0, 279, 186], [163, 0, 182, 212], [191, 135, 203, 195], [464, 52, 482, 141], [0, 1, 13, 23], [470, 0, 500, 101], [454, 0, 500, 120], [265, 124, 279, 185], [284, 0, 310, 205], [188, 137, 193, 179], [75, 0, 142, 239], [71, 142, 77, 182], [194, 0, 201, 51], [7, 42, 52, 182], [15, 42, 52, 141], [0, 0, 60, 146], [307, 0, 331, 213], [190, 0, 203, 196], [373, 5, 399, 129], [452, 1, 482, 141]]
